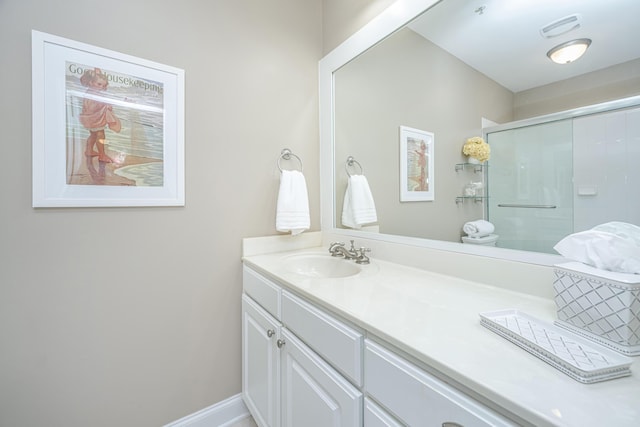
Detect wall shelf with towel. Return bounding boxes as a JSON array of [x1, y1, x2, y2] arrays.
[[456, 196, 486, 205], [455, 162, 485, 173], [456, 162, 485, 204]]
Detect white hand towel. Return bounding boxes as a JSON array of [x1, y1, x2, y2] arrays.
[[342, 175, 377, 229], [463, 219, 495, 238], [276, 170, 310, 236]]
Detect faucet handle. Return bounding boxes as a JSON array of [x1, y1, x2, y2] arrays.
[[358, 247, 371, 256], [355, 247, 371, 264]]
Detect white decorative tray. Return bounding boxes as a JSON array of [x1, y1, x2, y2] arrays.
[[480, 309, 633, 383]]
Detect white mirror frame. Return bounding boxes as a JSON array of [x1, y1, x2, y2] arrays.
[[319, 0, 567, 266]]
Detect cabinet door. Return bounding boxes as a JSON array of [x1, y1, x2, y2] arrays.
[[242, 294, 280, 427], [280, 329, 362, 427]]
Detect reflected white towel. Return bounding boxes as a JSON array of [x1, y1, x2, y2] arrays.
[[342, 175, 377, 229], [463, 219, 495, 238], [276, 170, 310, 236]]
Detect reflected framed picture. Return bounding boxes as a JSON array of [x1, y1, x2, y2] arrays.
[[32, 30, 185, 207], [399, 125, 434, 202]]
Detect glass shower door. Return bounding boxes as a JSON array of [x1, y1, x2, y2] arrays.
[[486, 120, 573, 254]]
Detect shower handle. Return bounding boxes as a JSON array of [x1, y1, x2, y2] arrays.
[[497, 204, 556, 209]]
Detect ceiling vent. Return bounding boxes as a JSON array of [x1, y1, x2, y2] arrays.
[[540, 14, 582, 39]]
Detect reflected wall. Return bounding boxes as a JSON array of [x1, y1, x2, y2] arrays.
[[334, 27, 513, 242]]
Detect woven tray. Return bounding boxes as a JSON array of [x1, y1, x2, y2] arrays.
[[480, 309, 633, 383]]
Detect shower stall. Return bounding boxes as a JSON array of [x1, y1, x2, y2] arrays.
[[484, 101, 640, 254]]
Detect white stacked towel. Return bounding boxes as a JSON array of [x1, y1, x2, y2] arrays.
[[463, 219, 495, 238], [342, 175, 377, 229], [276, 170, 310, 235]]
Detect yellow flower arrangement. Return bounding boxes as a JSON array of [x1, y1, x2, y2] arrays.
[[462, 136, 490, 162]]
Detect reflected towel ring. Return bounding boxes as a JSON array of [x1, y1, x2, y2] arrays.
[[345, 156, 363, 177], [277, 148, 303, 172]]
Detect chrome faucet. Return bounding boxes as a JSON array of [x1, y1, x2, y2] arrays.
[[329, 240, 371, 264], [329, 240, 358, 259]]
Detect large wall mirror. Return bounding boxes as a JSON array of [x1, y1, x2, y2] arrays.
[[320, 0, 640, 265]]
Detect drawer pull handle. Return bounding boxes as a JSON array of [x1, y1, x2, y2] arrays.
[[442, 423, 463, 427], [267, 329, 275, 338], [277, 339, 286, 348]]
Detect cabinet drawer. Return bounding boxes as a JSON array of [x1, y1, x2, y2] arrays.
[[282, 290, 363, 386], [365, 340, 514, 427], [243, 266, 281, 319]]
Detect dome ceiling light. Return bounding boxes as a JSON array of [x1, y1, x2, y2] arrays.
[[547, 38, 592, 64]]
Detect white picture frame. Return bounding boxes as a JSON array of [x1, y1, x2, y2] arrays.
[[399, 125, 434, 202], [32, 30, 185, 207]]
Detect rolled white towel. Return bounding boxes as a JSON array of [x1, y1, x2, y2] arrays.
[[463, 219, 495, 238]]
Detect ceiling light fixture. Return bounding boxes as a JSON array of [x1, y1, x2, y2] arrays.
[[547, 38, 592, 64], [540, 14, 582, 39]]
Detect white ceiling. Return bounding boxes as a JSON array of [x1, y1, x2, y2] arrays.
[[408, 0, 640, 92]]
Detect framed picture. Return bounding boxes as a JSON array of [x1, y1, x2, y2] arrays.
[[32, 30, 185, 207], [399, 126, 434, 202]]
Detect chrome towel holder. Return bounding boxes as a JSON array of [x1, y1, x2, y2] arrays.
[[345, 156, 363, 177], [277, 148, 303, 172]]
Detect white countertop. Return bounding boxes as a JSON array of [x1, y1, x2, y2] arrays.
[[243, 247, 640, 427]]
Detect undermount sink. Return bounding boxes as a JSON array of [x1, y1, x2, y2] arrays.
[[282, 254, 362, 278]]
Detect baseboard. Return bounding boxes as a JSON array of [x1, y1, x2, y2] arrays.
[[164, 393, 251, 427]]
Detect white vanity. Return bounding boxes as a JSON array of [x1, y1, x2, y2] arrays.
[[241, 234, 640, 427]]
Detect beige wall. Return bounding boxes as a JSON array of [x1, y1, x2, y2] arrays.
[[0, 0, 321, 426], [334, 28, 513, 242], [514, 58, 640, 119]]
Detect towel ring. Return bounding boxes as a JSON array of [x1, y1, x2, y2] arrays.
[[278, 148, 303, 172], [345, 156, 363, 177]]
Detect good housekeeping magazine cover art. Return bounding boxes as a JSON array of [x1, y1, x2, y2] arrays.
[[65, 62, 164, 186]]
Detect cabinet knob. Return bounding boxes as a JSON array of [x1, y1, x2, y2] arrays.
[[267, 329, 275, 338], [442, 423, 463, 427], [277, 339, 286, 348]]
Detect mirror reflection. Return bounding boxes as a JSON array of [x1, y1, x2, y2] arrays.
[[333, 0, 640, 255]]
